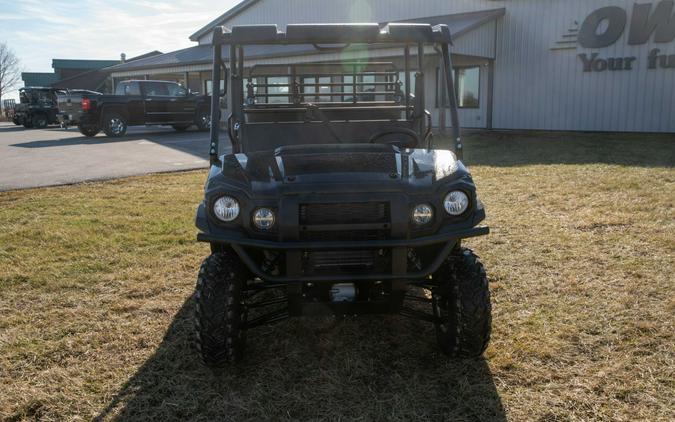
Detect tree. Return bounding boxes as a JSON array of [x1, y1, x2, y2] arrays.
[[0, 42, 21, 112]]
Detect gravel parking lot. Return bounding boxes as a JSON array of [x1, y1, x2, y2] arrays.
[[0, 122, 230, 191]]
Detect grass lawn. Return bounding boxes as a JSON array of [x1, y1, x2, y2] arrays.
[[0, 131, 673, 421]]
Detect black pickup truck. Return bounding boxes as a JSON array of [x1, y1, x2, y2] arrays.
[[76, 80, 211, 137]]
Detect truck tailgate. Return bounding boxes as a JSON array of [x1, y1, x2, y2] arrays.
[[57, 93, 83, 115]]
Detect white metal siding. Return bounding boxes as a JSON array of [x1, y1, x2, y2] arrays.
[[198, 0, 675, 133], [197, 0, 504, 46], [212, 0, 503, 30], [453, 19, 496, 59], [490, 0, 674, 132]]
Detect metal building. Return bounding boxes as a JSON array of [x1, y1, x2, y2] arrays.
[[108, 0, 675, 133]]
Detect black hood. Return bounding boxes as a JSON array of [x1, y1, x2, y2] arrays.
[[215, 143, 468, 196], [276, 144, 398, 178]]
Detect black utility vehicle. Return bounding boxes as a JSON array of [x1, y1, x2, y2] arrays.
[[76, 80, 211, 137], [14, 87, 61, 128], [194, 23, 491, 366]]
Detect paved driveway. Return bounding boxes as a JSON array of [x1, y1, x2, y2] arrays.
[[0, 123, 231, 191]]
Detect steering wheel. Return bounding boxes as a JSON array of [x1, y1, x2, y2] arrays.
[[369, 128, 420, 148]]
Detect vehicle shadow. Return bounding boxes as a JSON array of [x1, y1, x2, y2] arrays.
[[0, 125, 32, 133], [448, 130, 675, 168], [10, 128, 208, 148], [8, 128, 230, 160], [95, 297, 506, 421]]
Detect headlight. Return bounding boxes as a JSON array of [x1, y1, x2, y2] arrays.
[[443, 191, 469, 216], [411, 204, 433, 226], [213, 196, 240, 222], [252, 208, 275, 230]]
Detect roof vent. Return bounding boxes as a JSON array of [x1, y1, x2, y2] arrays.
[[120, 53, 126, 63]]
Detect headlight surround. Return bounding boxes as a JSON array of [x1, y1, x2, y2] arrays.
[[411, 203, 434, 226], [252, 207, 276, 230], [213, 195, 240, 222], [443, 191, 469, 216]]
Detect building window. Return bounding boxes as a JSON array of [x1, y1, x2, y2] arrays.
[[204, 79, 225, 96], [437, 66, 481, 109], [266, 76, 289, 103], [360, 74, 376, 102], [302, 76, 316, 102], [456, 67, 480, 108], [340, 74, 379, 102], [317, 77, 331, 102], [342, 75, 354, 102], [302, 76, 331, 102]]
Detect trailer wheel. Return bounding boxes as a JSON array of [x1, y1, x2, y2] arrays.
[[102, 111, 128, 137], [12, 117, 20, 126], [78, 125, 100, 137], [194, 251, 248, 367], [432, 247, 491, 358]]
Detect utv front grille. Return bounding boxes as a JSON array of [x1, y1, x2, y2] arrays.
[[303, 249, 390, 275], [299, 202, 390, 225]]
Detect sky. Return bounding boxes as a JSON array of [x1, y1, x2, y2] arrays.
[[0, 0, 240, 100]]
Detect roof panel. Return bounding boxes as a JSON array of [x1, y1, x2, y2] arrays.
[[106, 43, 323, 72], [21, 72, 59, 86], [52, 59, 120, 70], [190, 0, 262, 41]]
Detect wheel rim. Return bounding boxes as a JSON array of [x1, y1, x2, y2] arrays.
[[109, 118, 125, 135]]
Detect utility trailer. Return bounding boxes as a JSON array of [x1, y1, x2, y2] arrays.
[[193, 23, 491, 366], [3, 99, 17, 124]]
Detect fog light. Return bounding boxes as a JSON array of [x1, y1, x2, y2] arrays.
[[253, 208, 275, 230], [412, 204, 433, 226], [443, 191, 469, 216], [213, 196, 240, 222]]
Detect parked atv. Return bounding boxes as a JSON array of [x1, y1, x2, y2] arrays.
[[194, 23, 491, 367], [14, 87, 60, 129]]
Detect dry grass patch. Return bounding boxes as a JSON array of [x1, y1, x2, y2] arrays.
[[0, 131, 673, 421]]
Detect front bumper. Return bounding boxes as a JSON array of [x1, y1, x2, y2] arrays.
[[198, 225, 489, 283]]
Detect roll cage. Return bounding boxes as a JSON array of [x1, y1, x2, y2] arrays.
[[209, 23, 463, 164], [19, 87, 59, 106]]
